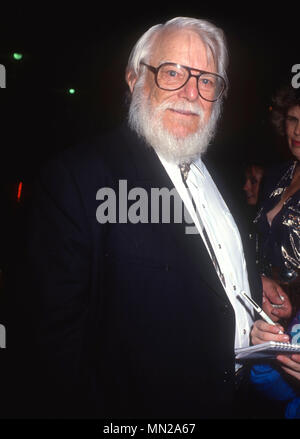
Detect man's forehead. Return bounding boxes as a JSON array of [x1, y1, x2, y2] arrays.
[[149, 28, 215, 71]]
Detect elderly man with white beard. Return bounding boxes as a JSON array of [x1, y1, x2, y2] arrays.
[[19, 16, 292, 419]]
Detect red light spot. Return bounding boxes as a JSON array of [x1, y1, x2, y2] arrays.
[[17, 181, 23, 201]]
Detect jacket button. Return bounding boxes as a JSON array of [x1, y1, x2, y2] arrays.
[[223, 370, 233, 383], [222, 304, 229, 315]]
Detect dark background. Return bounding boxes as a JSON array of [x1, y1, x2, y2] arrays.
[[0, 4, 298, 186], [0, 3, 299, 419]]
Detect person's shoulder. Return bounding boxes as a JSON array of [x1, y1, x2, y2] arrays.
[[38, 122, 134, 180], [260, 160, 294, 199], [60, 122, 132, 170], [264, 160, 294, 180]]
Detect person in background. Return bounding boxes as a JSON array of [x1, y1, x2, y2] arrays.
[[242, 162, 265, 268], [254, 85, 300, 321], [243, 163, 265, 206], [249, 85, 300, 418]]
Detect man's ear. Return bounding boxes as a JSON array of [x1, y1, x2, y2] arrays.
[[126, 70, 138, 94]]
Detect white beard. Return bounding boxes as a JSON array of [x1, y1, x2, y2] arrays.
[[128, 77, 221, 164]]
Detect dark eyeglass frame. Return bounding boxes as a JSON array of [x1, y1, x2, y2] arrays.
[[140, 61, 226, 102]]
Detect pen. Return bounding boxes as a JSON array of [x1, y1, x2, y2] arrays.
[[239, 290, 284, 334]]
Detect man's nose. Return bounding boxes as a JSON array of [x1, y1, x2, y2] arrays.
[[178, 76, 199, 101]]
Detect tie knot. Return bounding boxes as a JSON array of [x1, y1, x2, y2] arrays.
[[179, 162, 190, 182]]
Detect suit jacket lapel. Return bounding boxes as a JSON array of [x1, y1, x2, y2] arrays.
[[119, 124, 229, 304]]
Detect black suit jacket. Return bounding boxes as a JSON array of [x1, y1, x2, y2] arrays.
[[12, 123, 262, 418]]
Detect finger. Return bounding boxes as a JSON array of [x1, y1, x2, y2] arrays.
[[265, 290, 284, 305], [261, 277, 286, 305], [280, 366, 300, 381], [253, 332, 290, 344], [276, 355, 300, 371], [270, 292, 292, 319], [262, 295, 274, 309], [271, 305, 292, 320], [277, 355, 300, 380], [262, 293, 291, 320], [262, 300, 281, 322], [253, 319, 285, 334], [262, 285, 284, 305], [274, 284, 288, 299], [272, 286, 290, 309], [251, 322, 288, 344], [291, 354, 300, 362]]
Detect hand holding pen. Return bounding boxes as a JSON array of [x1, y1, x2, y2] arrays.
[[251, 319, 290, 345], [239, 291, 291, 344], [240, 290, 283, 328]]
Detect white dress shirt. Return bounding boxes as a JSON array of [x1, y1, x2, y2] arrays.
[[157, 154, 255, 361]]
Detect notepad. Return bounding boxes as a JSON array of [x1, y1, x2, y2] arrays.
[[235, 341, 300, 360]]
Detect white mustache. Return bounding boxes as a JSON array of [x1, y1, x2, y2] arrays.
[[155, 101, 204, 118]]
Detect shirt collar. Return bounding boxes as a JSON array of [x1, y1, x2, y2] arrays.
[[190, 156, 205, 177], [156, 152, 205, 177]]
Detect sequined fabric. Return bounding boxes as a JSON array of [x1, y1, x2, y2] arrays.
[[254, 161, 300, 316], [254, 161, 300, 276]]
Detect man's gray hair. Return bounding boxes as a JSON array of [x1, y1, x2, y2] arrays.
[[126, 16, 229, 94]]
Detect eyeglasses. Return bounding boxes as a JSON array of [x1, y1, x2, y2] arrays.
[[140, 61, 226, 102]]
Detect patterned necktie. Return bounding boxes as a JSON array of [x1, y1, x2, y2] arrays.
[[179, 162, 191, 182]]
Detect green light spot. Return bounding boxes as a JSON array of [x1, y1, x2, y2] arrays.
[[13, 52, 23, 61], [68, 88, 75, 94]]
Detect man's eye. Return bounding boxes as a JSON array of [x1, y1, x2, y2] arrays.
[[286, 116, 298, 123], [167, 70, 178, 77], [200, 78, 212, 86]]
